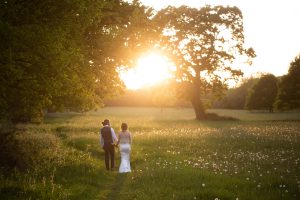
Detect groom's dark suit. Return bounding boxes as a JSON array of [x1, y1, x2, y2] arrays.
[[100, 125, 117, 170]]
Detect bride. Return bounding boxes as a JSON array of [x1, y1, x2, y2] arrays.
[[117, 123, 132, 173]]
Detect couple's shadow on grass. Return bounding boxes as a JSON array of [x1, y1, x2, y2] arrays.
[[105, 173, 128, 200]]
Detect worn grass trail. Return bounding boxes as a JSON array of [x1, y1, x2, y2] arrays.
[[1, 107, 300, 199]]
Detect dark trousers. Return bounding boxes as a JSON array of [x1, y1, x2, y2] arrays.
[[104, 144, 115, 170]]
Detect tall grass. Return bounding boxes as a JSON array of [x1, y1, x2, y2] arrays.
[[0, 108, 299, 199]]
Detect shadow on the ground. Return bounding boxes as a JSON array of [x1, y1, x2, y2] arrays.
[[105, 173, 128, 200]]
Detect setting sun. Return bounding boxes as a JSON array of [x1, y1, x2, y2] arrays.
[[120, 54, 175, 90]]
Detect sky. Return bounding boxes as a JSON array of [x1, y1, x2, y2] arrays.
[[139, 0, 300, 77]]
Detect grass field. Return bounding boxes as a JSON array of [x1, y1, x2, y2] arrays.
[[1, 107, 300, 200]]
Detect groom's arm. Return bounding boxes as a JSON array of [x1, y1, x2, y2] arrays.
[[111, 128, 118, 143], [100, 130, 104, 147]]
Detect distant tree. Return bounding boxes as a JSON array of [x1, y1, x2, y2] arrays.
[[0, 0, 153, 122], [104, 80, 189, 107], [275, 55, 300, 110], [105, 88, 154, 107], [213, 78, 257, 109], [245, 74, 278, 112], [154, 6, 255, 119], [151, 81, 177, 110]]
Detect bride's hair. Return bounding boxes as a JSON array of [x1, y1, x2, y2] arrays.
[[121, 123, 128, 131]]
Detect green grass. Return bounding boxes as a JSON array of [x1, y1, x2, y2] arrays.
[[1, 107, 300, 199]]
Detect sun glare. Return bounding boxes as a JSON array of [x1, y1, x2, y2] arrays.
[[120, 54, 175, 90]]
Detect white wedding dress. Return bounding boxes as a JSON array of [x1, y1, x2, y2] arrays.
[[118, 131, 131, 173]]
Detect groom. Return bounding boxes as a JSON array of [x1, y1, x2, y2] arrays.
[[100, 119, 118, 171]]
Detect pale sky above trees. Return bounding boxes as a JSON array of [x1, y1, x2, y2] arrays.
[[140, 0, 300, 77]]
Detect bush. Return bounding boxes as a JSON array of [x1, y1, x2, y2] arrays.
[[0, 127, 59, 171]]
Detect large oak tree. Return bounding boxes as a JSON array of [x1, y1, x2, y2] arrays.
[[154, 6, 255, 119]]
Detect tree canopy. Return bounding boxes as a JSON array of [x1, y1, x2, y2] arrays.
[[245, 74, 278, 112], [275, 55, 300, 110], [154, 5, 255, 119], [0, 0, 153, 122]]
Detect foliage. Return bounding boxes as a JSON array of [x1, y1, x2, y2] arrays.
[[275, 55, 300, 110], [213, 78, 258, 109], [154, 5, 255, 119], [0, 130, 59, 170], [245, 74, 278, 111], [1, 108, 300, 200], [0, 0, 154, 122]]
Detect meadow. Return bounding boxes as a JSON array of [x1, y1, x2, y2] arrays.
[[0, 107, 300, 200]]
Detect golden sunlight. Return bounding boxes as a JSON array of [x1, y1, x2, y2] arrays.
[[120, 54, 175, 90]]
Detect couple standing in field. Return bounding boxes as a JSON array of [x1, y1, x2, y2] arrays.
[[100, 119, 132, 173]]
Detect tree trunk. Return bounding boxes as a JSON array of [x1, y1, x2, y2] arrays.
[[191, 70, 206, 120], [191, 96, 206, 120]]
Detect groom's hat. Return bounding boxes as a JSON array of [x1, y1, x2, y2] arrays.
[[102, 119, 110, 126]]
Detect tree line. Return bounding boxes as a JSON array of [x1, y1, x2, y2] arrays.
[[219, 55, 300, 112], [107, 54, 300, 112]]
